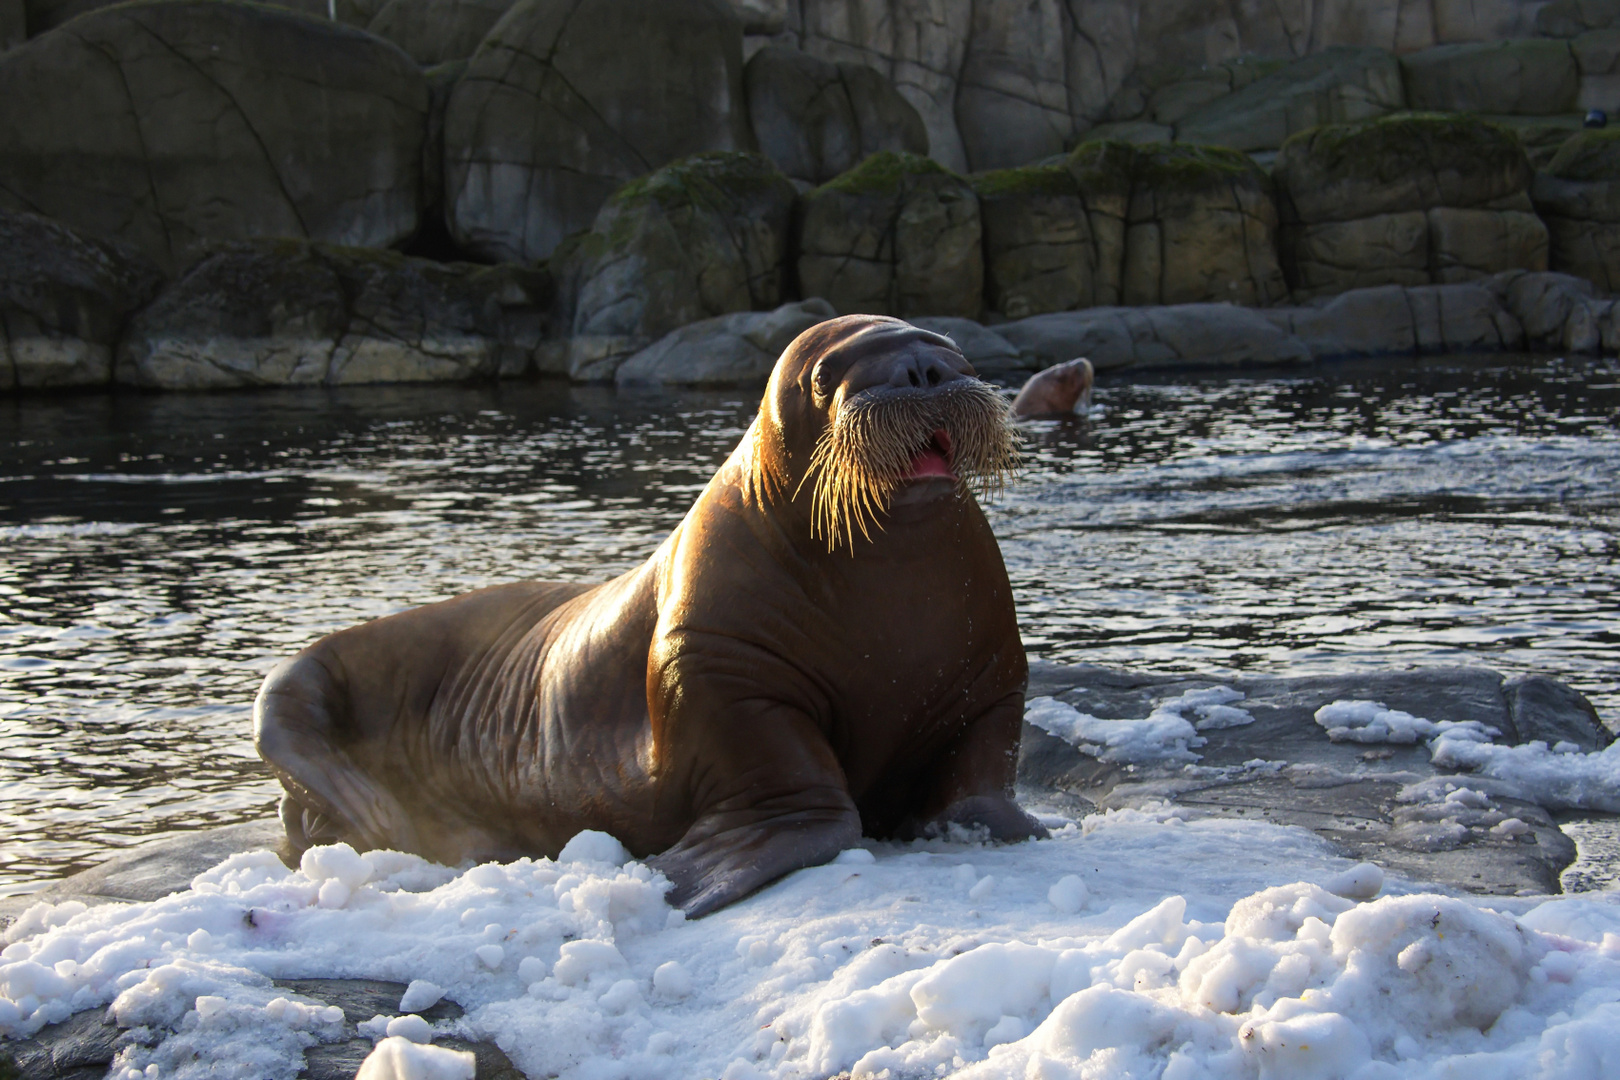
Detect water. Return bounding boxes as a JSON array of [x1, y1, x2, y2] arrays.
[[2, 354, 1617, 894]]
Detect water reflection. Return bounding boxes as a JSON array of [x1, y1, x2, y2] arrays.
[[1, 355, 1616, 891]]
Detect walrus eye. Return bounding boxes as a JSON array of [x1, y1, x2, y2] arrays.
[[810, 357, 842, 407]]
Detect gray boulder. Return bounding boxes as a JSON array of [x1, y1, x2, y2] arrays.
[[972, 164, 1097, 320], [1121, 144, 1288, 307], [560, 151, 797, 382], [1020, 662, 1612, 896], [797, 151, 983, 320], [614, 298, 835, 387], [0, 1, 429, 275], [366, 0, 518, 66], [1275, 115, 1549, 299], [118, 240, 549, 390], [2, 0, 22, 49], [443, 0, 753, 263], [1174, 47, 1405, 154], [1272, 282, 1525, 360], [744, 45, 927, 186], [1, 209, 162, 391], [1532, 130, 1620, 291], [1537, 0, 1620, 37], [1573, 28, 1620, 111], [994, 303, 1310, 373], [1402, 40, 1580, 115]]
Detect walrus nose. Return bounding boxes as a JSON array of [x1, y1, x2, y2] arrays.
[[885, 351, 966, 391]]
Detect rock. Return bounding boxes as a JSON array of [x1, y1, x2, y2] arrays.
[[994, 304, 1309, 373], [560, 151, 797, 382], [1174, 47, 1405, 154], [0, 819, 286, 927], [906, 316, 1029, 379], [795, 0, 974, 171], [797, 151, 983, 320], [116, 240, 550, 390], [1574, 29, 1620, 111], [1402, 40, 1580, 115], [743, 45, 927, 186], [1061, 140, 1137, 308], [2, 0, 22, 50], [1533, 129, 1620, 290], [1538, 0, 1620, 38], [1019, 662, 1609, 896], [729, 0, 785, 35], [1273, 282, 1525, 360], [972, 164, 1097, 320], [614, 298, 835, 387], [1487, 268, 1601, 347], [953, 0, 1076, 170], [0, 209, 162, 391], [22, 0, 333, 36], [366, 0, 518, 66], [0, 1, 430, 275], [1074, 120, 1173, 145], [0, 972, 522, 1080], [1275, 115, 1549, 299], [1121, 144, 1288, 307], [443, 0, 753, 263], [1, 1005, 123, 1080]]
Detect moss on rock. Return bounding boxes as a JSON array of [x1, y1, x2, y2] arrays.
[[969, 163, 1079, 200], [1279, 113, 1526, 195], [816, 150, 951, 196]]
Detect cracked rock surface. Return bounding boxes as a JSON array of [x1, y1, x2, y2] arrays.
[[0, 0, 429, 275], [0, 207, 162, 391], [1275, 114, 1550, 299], [443, 0, 754, 264], [116, 239, 550, 390]]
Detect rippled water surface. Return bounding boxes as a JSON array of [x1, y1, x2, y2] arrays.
[[2, 355, 1617, 892]]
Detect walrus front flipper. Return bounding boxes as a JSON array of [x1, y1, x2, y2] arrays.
[[648, 803, 861, 918]]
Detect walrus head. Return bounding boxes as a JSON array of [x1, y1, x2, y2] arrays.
[[751, 315, 1019, 550]]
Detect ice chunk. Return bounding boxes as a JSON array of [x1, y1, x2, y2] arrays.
[[653, 960, 692, 999], [1048, 875, 1089, 914], [355, 1036, 474, 1080], [557, 831, 630, 866], [1322, 863, 1383, 901], [552, 939, 625, 986], [399, 980, 445, 1013], [385, 1013, 432, 1043]]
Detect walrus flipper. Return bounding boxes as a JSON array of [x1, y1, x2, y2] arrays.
[[647, 803, 862, 918], [255, 654, 422, 858]]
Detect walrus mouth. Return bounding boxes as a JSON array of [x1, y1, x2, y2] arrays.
[[907, 429, 955, 479], [804, 381, 1018, 551]]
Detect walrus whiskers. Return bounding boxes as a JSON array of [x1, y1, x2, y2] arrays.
[[804, 380, 1020, 551]]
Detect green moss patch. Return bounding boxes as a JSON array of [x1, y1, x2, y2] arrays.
[[815, 151, 951, 196], [969, 163, 1078, 200], [1280, 112, 1523, 183], [1129, 143, 1259, 188]]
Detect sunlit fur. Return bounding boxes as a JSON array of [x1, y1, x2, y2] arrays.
[[802, 380, 1019, 551]]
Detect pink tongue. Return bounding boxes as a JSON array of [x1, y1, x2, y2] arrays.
[[907, 447, 953, 478]]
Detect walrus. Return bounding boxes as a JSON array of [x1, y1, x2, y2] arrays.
[[1011, 357, 1094, 419], [254, 314, 1047, 917]]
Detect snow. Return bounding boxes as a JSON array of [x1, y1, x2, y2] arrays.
[[1318, 700, 1620, 813], [4, 808, 1620, 1080]]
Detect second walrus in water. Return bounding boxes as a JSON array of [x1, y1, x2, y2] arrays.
[[254, 314, 1047, 916]]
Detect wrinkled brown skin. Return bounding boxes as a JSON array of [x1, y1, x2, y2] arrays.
[[1011, 357, 1094, 419], [254, 315, 1046, 917]]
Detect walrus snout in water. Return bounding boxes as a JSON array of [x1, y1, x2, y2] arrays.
[[255, 314, 1047, 917], [1011, 357, 1094, 419]]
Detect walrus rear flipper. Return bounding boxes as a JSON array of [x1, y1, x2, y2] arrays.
[[255, 653, 422, 862]]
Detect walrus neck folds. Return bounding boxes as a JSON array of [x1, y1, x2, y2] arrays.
[[796, 380, 1020, 552]]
